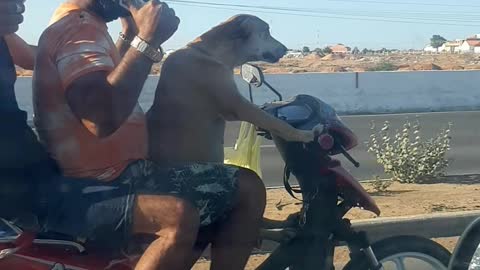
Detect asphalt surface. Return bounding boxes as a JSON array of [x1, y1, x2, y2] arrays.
[[224, 111, 480, 187]]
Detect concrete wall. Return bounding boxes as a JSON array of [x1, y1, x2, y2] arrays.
[[17, 70, 480, 119], [236, 70, 480, 115]]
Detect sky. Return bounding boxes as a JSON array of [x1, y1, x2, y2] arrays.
[[18, 0, 480, 50]]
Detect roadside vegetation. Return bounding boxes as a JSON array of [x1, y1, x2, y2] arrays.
[[367, 62, 398, 72], [367, 119, 452, 186]]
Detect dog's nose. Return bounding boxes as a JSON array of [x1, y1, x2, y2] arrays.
[[277, 45, 288, 57]]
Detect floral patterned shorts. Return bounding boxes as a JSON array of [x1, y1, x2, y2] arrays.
[[44, 160, 240, 250], [120, 160, 240, 226]]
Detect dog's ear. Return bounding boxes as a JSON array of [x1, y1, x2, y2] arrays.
[[229, 16, 253, 40]]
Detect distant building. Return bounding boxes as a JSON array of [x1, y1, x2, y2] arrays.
[[459, 38, 480, 53], [284, 51, 303, 58], [466, 34, 480, 39], [427, 34, 480, 54], [440, 40, 463, 53], [438, 43, 447, 53], [329, 44, 351, 54]]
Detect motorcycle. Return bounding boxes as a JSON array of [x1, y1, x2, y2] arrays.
[[0, 64, 452, 270], [240, 63, 451, 270]]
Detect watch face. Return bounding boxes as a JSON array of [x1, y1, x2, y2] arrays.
[[138, 42, 148, 52]]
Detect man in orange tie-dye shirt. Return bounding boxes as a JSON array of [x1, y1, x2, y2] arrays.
[[34, 1, 267, 269]]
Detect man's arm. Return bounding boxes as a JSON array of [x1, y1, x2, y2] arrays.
[[65, 2, 179, 137], [66, 48, 154, 137], [207, 68, 314, 143], [4, 33, 35, 70]]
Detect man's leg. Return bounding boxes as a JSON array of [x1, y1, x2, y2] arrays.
[[132, 195, 200, 270], [131, 162, 265, 269], [176, 167, 267, 270], [42, 167, 201, 270], [181, 226, 217, 269], [210, 168, 267, 270]]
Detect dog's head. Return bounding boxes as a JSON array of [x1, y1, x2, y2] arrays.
[[200, 15, 288, 64]]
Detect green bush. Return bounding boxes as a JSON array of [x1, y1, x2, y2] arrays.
[[367, 62, 398, 71], [367, 120, 452, 183]]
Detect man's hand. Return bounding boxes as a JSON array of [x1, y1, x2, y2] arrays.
[[129, 1, 180, 48], [0, 0, 25, 36]]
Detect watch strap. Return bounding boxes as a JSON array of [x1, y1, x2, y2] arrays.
[[130, 36, 164, 63]]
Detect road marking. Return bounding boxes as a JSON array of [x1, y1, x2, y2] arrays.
[[342, 110, 480, 118], [225, 145, 276, 149]]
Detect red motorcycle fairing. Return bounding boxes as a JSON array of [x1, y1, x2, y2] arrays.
[[328, 162, 381, 216], [0, 248, 135, 270], [0, 229, 137, 270], [327, 120, 358, 152]]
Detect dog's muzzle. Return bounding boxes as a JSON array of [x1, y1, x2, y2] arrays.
[[263, 45, 288, 63]]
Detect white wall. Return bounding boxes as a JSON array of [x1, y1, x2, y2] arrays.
[[17, 71, 480, 120], [438, 44, 446, 52], [460, 41, 474, 53], [239, 70, 480, 115], [424, 46, 437, 53]]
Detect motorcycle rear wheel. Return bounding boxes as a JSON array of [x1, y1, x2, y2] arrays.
[[343, 235, 451, 270]]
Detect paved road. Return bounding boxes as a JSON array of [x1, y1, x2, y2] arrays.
[[225, 111, 480, 187]]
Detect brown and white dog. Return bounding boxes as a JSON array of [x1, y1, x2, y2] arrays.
[[147, 14, 311, 165]]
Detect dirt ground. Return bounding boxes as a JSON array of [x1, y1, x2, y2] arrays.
[[193, 176, 480, 269], [255, 53, 480, 74], [16, 52, 480, 77]]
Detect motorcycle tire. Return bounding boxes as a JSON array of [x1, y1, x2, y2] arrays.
[[343, 235, 451, 270], [448, 217, 480, 270]]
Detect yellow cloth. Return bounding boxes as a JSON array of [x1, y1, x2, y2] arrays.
[[224, 122, 263, 177]]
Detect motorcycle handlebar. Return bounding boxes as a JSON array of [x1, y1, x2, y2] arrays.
[[260, 127, 360, 168], [339, 145, 360, 168], [316, 132, 360, 168]]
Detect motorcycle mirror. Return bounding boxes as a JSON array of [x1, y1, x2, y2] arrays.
[[241, 64, 264, 88]]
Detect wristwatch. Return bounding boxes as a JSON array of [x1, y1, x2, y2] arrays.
[[130, 36, 164, 63]]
